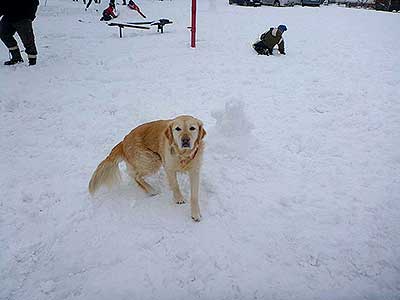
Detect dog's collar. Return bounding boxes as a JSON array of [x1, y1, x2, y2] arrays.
[[179, 146, 200, 167], [170, 143, 200, 168]]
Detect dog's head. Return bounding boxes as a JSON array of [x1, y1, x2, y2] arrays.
[[165, 115, 206, 151]]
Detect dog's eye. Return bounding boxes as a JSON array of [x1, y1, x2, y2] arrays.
[[175, 127, 182, 131], [189, 126, 196, 131]]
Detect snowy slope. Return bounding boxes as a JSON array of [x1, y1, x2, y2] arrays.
[[1, 1, 400, 299]]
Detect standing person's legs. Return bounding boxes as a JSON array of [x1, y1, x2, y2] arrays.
[[86, 0, 93, 9], [14, 20, 38, 65], [0, 17, 24, 64]]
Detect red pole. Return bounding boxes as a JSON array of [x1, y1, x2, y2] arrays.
[[191, 0, 196, 48]]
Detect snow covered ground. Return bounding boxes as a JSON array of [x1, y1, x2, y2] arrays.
[[1, 0, 400, 299]]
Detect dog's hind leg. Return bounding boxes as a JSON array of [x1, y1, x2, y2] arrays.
[[126, 163, 158, 196], [125, 148, 162, 196], [135, 175, 158, 196]]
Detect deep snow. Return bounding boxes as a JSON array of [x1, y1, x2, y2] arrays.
[[1, 1, 399, 299]]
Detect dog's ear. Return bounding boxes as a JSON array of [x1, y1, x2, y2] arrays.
[[199, 125, 207, 140], [164, 124, 174, 145], [195, 120, 206, 143]]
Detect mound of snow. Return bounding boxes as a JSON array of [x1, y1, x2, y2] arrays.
[[211, 100, 254, 138]]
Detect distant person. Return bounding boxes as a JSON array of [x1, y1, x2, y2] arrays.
[[128, 0, 146, 18], [0, 0, 39, 65], [100, 1, 119, 21], [253, 24, 287, 56], [85, 0, 101, 10]]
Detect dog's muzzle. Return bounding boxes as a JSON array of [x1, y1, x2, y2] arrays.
[[181, 136, 191, 148]]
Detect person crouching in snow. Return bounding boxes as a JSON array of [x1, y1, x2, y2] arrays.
[[100, 2, 119, 21], [253, 24, 287, 56]]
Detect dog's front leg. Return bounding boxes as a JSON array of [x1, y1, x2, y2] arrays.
[[189, 169, 201, 222], [165, 169, 185, 204]]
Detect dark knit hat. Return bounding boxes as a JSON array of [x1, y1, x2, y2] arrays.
[[278, 24, 287, 32]]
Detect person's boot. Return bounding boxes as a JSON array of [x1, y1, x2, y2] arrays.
[[28, 57, 37, 66], [4, 49, 23, 65]]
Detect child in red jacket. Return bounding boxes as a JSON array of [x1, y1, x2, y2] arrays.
[[100, 2, 119, 21]]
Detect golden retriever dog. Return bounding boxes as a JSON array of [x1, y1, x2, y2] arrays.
[[88, 115, 206, 221]]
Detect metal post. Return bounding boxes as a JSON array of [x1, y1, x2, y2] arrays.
[[191, 0, 196, 48]]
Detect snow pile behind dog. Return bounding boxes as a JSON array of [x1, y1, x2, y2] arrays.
[[208, 100, 257, 160], [212, 100, 254, 138]]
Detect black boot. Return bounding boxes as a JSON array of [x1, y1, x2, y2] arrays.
[[4, 49, 23, 65], [28, 57, 36, 66]]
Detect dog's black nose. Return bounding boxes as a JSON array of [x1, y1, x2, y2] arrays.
[[181, 136, 191, 148]]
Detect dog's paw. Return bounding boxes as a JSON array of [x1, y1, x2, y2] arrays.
[[148, 188, 160, 197], [191, 213, 202, 222], [176, 198, 186, 205]]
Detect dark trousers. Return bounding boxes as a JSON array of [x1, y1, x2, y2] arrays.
[[86, 0, 101, 9], [0, 17, 38, 58], [252, 41, 272, 55], [100, 14, 112, 21]]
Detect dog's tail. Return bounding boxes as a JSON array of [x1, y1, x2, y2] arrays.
[[88, 142, 124, 195]]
